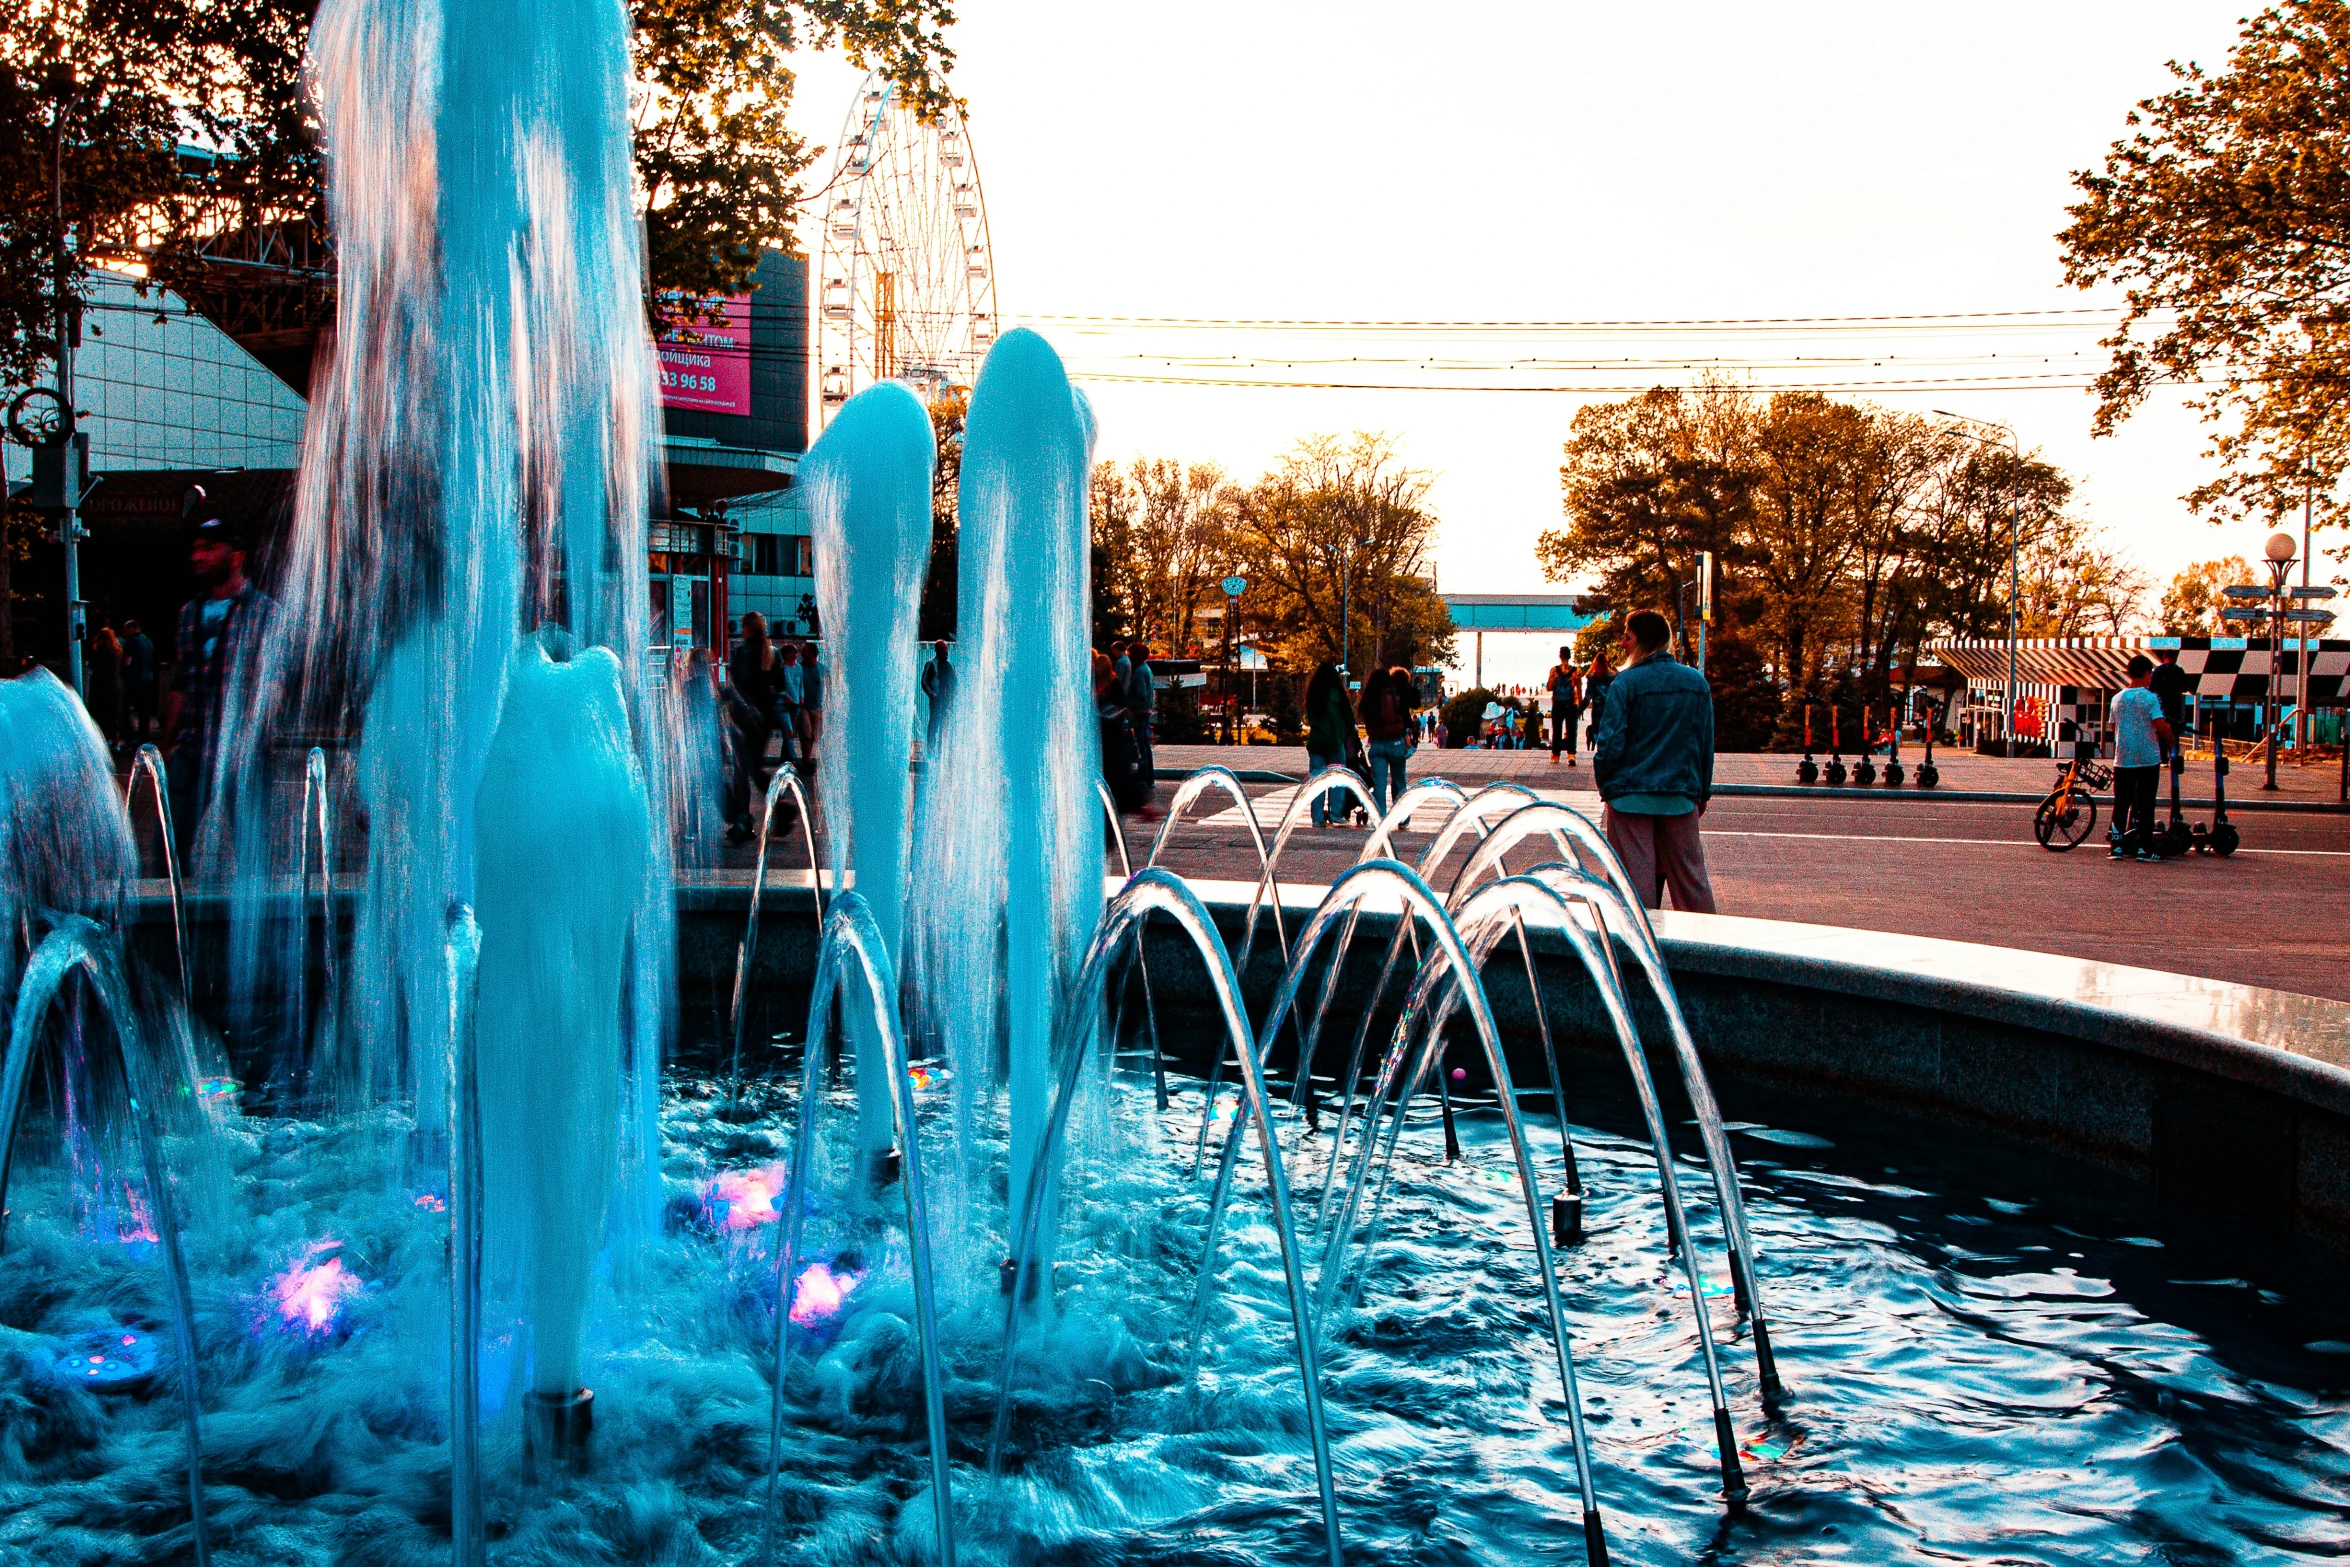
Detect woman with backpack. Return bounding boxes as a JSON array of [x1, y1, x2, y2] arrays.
[[1362, 665, 1415, 818]]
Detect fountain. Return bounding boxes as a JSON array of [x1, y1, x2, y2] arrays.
[[804, 381, 934, 1161], [1, 0, 2347, 1558]]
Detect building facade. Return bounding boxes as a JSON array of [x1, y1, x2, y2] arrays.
[[6, 252, 818, 664]]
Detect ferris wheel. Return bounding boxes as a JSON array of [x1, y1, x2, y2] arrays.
[[814, 74, 997, 424]]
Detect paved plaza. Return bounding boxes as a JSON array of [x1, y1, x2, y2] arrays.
[[1130, 745, 2350, 1003]]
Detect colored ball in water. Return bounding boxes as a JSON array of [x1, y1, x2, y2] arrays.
[[1450, 1068, 1466, 1083]]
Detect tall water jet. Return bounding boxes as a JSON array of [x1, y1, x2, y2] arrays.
[[806, 383, 935, 1160], [913, 330, 1100, 1259], [473, 631, 649, 1437], [0, 672, 135, 1001], [216, 0, 664, 1153]]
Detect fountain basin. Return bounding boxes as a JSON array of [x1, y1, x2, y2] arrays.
[[20, 873, 2344, 1564], [127, 872, 2350, 1244]]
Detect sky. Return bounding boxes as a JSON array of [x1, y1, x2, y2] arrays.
[[786, 4, 2267, 683]]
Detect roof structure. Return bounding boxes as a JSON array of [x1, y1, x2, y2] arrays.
[[1930, 635, 2350, 706]]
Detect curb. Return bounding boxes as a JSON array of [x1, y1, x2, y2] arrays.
[[1154, 767, 2347, 814], [1711, 782, 2346, 814]]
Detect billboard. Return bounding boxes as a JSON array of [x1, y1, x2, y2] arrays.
[[656, 295, 753, 416]]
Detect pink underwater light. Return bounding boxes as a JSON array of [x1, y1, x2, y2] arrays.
[[705, 1163, 787, 1230], [270, 1241, 363, 1335], [788, 1262, 862, 1325]]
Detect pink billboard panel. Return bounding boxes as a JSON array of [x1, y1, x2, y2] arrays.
[[656, 294, 752, 416]]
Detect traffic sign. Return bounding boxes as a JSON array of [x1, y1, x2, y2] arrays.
[[2223, 585, 2270, 601], [2287, 608, 2336, 623], [2292, 585, 2339, 600], [2221, 606, 2267, 621]]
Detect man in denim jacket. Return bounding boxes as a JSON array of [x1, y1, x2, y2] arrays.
[[1589, 609, 1717, 912]]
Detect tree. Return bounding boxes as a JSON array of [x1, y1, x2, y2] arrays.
[[915, 384, 964, 641], [1745, 392, 1872, 701], [2015, 511, 2151, 636], [0, 9, 189, 386], [1101, 456, 1236, 655], [1, 0, 960, 383], [1087, 457, 1136, 647], [1225, 433, 1454, 675], [2058, 1, 2350, 539], [1541, 383, 1753, 643], [634, 0, 958, 309], [1540, 383, 2115, 741], [2160, 555, 2257, 634]]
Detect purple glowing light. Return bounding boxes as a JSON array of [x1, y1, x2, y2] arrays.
[[704, 1163, 786, 1230], [271, 1241, 363, 1335], [788, 1262, 861, 1325]]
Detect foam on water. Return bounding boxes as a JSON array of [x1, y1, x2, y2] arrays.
[[5, 1065, 2345, 1563]]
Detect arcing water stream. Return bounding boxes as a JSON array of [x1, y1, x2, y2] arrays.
[[2, 0, 2348, 1557]]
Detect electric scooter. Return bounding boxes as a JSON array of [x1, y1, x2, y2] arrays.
[[1823, 707, 1848, 787], [1853, 705, 1879, 786], [2191, 743, 2242, 856], [1797, 705, 1819, 784], [2159, 749, 2195, 857], [1915, 696, 1943, 789], [1884, 706, 1906, 786]]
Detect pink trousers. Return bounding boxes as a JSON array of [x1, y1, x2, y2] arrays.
[[1602, 806, 1718, 914]]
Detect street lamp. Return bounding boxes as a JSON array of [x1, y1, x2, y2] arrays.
[[1936, 411, 2022, 757], [2264, 531, 2296, 790]]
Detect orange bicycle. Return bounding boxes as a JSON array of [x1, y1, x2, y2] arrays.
[[2033, 752, 2112, 851]]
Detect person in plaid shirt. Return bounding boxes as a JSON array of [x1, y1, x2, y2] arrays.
[[164, 519, 268, 858]]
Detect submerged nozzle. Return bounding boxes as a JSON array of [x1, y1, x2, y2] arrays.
[[1551, 1189, 1585, 1247], [524, 1386, 593, 1477], [859, 1147, 903, 1190]]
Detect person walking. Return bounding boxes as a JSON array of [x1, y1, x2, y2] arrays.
[[2148, 642, 2193, 788], [2109, 654, 2174, 863], [1548, 648, 1582, 766], [1589, 609, 1717, 912], [774, 639, 810, 777], [120, 619, 156, 743], [1304, 661, 1358, 827], [920, 638, 953, 748], [1361, 665, 1414, 818], [163, 518, 269, 859], [1095, 649, 1151, 815], [724, 613, 779, 843], [1126, 639, 1157, 800], [86, 624, 124, 745], [1583, 650, 1615, 734]]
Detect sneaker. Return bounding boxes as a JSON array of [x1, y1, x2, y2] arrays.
[[2108, 848, 2126, 861], [2136, 849, 2161, 863]]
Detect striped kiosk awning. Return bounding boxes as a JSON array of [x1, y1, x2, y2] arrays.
[[1928, 636, 2350, 708]]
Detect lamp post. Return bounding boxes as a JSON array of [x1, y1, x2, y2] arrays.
[[1936, 411, 2021, 757], [50, 69, 86, 699], [1338, 536, 1373, 687], [2263, 531, 2296, 790], [2298, 468, 2316, 757]]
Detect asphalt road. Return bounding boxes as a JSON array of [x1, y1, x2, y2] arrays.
[[1133, 783, 2350, 1002]]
